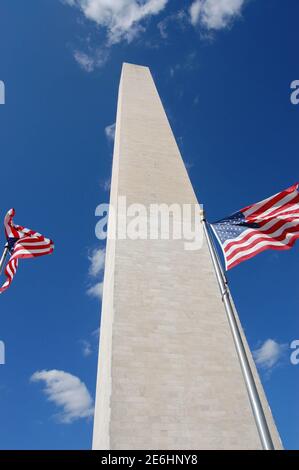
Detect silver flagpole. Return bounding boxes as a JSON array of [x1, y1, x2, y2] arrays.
[[0, 244, 9, 275], [201, 210, 275, 450]]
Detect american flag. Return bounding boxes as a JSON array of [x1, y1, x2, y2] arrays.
[[211, 183, 299, 270], [0, 208, 54, 293]]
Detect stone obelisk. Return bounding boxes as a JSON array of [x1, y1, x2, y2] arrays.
[[92, 63, 282, 450]]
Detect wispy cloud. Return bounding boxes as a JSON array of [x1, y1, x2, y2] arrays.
[[88, 248, 106, 278], [100, 178, 111, 192], [253, 339, 288, 372], [79, 339, 92, 357], [168, 51, 198, 82], [86, 248, 105, 300], [105, 123, 116, 143], [157, 19, 168, 39], [92, 327, 100, 338], [73, 48, 109, 72], [193, 94, 200, 105], [73, 51, 94, 72], [189, 0, 245, 30], [64, 0, 168, 44], [79, 329, 100, 357], [31, 369, 94, 423], [157, 9, 188, 39], [86, 281, 103, 299]]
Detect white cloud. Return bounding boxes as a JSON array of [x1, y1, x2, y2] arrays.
[[105, 123, 116, 143], [253, 339, 288, 371], [88, 248, 106, 277], [86, 281, 103, 299], [189, 0, 245, 30], [190, 0, 202, 26], [64, 0, 168, 44], [73, 48, 108, 72], [86, 248, 105, 300], [66, 1, 248, 72], [31, 369, 94, 423]]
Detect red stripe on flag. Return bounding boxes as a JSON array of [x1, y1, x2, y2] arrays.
[[0, 209, 54, 293]]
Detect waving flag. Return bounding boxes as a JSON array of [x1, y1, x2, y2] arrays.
[[0, 209, 54, 293], [211, 183, 299, 270]]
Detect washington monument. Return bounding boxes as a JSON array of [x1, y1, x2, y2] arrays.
[[92, 63, 282, 450]]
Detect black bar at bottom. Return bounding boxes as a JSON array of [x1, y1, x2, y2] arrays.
[[0, 450, 297, 464]]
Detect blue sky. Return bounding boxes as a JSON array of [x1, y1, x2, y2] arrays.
[[0, 0, 298, 449]]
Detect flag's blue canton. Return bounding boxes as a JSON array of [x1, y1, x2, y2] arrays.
[[7, 237, 19, 253], [213, 211, 260, 244]]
